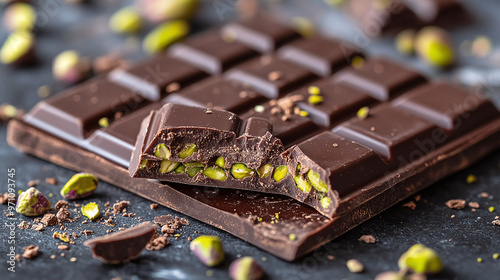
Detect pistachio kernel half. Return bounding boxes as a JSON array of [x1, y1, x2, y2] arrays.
[[293, 175, 312, 193], [81, 202, 100, 220], [174, 164, 186, 174], [139, 159, 148, 169], [154, 143, 171, 159], [273, 165, 288, 182], [320, 197, 331, 209], [307, 169, 329, 193], [160, 160, 179, 173], [60, 173, 98, 200], [203, 167, 227, 181], [231, 163, 254, 179], [257, 164, 273, 178], [179, 143, 198, 159], [215, 156, 225, 168]]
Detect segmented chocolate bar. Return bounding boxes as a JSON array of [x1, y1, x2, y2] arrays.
[[8, 14, 500, 260]]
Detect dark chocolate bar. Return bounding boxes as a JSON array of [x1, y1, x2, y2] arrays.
[[348, 0, 465, 35], [8, 14, 500, 260]]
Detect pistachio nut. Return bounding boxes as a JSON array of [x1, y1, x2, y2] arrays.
[[154, 143, 171, 159], [189, 235, 225, 267], [179, 143, 198, 159], [231, 163, 254, 179], [203, 166, 227, 181], [160, 160, 179, 173], [306, 169, 328, 193], [229, 256, 264, 280], [109, 6, 142, 34], [0, 30, 35, 65], [60, 173, 98, 200], [398, 244, 443, 274], [272, 165, 288, 182], [143, 20, 189, 54], [16, 187, 51, 216], [3, 3, 36, 32], [52, 50, 90, 84], [257, 164, 273, 178]]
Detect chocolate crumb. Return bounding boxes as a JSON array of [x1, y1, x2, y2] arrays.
[[188, 236, 193, 241], [41, 213, 57, 226], [359, 235, 376, 244], [268, 71, 282, 81], [445, 199, 466, 209], [45, 177, 57, 185], [403, 201, 417, 210], [492, 220, 500, 226], [58, 245, 68, 250], [469, 202, 480, 208], [112, 201, 129, 214], [22, 245, 39, 259], [82, 230, 93, 236], [180, 218, 189, 226], [166, 82, 181, 93], [0, 192, 10, 204], [146, 232, 169, 251], [104, 218, 115, 227], [50, 255, 56, 259], [150, 203, 158, 210], [161, 225, 175, 235], [414, 194, 421, 202], [27, 180, 40, 187], [480, 192, 490, 198], [18, 221, 30, 230], [327, 255, 335, 260], [104, 201, 110, 208], [32, 223, 45, 231], [56, 207, 72, 222], [55, 200, 68, 210]]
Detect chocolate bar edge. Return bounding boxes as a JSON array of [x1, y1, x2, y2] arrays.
[[8, 118, 500, 261]]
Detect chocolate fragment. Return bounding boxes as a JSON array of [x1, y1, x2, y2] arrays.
[[22, 245, 39, 259], [445, 199, 466, 209], [83, 222, 155, 264]]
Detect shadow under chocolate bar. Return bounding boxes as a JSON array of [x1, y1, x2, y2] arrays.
[[8, 13, 500, 260]]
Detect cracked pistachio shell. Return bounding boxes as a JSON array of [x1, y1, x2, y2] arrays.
[[16, 187, 51, 216], [190, 235, 225, 267], [60, 173, 98, 200]]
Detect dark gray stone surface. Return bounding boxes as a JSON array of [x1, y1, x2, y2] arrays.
[[1, 1, 499, 279]]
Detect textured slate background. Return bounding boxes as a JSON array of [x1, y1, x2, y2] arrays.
[[1, 0, 499, 279]]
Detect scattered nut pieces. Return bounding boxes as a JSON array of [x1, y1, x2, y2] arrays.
[[22, 245, 39, 259], [81, 202, 100, 220], [488, 206, 495, 213], [346, 259, 364, 273], [359, 235, 376, 244], [445, 199, 466, 209], [414, 26, 454, 68], [493, 253, 499, 260]]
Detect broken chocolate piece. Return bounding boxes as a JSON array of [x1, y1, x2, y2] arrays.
[[83, 222, 155, 264]]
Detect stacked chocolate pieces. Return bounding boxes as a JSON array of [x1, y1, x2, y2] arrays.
[[8, 14, 500, 260]]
